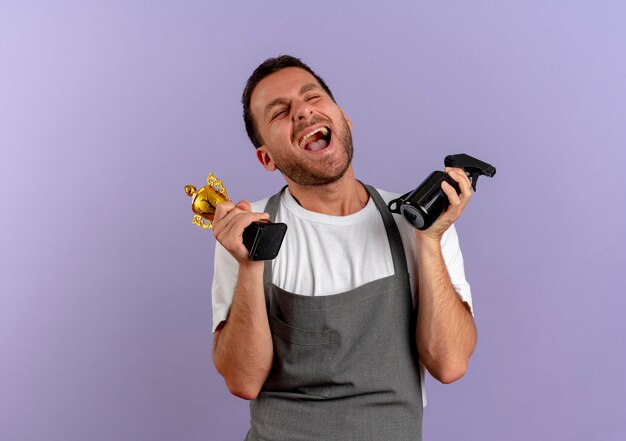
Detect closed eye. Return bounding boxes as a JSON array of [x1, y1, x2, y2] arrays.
[[271, 109, 288, 121]]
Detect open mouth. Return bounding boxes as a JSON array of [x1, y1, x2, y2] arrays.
[[298, 126, 332, 152]]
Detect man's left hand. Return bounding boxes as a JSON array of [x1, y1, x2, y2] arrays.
[[417, 167, 472, 242]]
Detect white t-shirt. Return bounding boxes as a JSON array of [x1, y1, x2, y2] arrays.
[[211, 187, 473, 405], [212, 187, 472, 330]]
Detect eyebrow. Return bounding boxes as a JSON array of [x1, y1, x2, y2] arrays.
[[299, 83, 321, 95], [264, 83, 323, 119]]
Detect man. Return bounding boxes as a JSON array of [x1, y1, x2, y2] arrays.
[[211, 55, 476, 441]]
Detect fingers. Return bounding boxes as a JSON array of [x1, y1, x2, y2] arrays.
[[441, 181, 461, 207], [236, 199, 252, 211], [214, 200, 269, 239], [445, 167, 471, 193], [417, 168, 473, 241], [213, 201, 236, 224], [433, 168, 472, 228], [213, 199, 270, 262], [213, 199, 254, 224], [217, 211, 269, 245], [444, 167, 472, 209]]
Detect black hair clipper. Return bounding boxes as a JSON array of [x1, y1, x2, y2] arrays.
[[388, 153, 496, 230], [242, 220, 287, 261]]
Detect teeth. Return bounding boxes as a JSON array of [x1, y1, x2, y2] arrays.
[[299, 127, 329, 147]]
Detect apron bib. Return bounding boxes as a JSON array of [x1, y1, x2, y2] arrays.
[[246, 185, 423, 441]]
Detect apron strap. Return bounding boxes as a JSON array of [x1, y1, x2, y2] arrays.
[[263, 186, 286, 283], [363, 184, 409, 276]]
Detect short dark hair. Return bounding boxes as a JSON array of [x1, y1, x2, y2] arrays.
[[242, 55, 336, 148]]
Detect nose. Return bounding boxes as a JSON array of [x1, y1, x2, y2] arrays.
[[293, 99, 314, 121]]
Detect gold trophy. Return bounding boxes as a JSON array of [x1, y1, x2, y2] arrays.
[[185, 173, 287, 260]]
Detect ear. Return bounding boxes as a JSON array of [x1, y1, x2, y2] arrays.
[[256, 146, 277, 171], [341, 109, 353, 130]]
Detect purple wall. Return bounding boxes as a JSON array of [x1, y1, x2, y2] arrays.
[[1, 1, 625, 440]]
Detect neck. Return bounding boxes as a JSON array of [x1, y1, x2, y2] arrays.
[[285, 166, 369, 216]]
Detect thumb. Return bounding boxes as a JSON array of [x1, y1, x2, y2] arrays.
[[235, 199, 252, 211]]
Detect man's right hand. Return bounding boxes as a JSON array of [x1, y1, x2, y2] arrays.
[[212, 200, 270, 264]]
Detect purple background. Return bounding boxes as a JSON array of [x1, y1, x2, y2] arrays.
[[1, 1, 625, 440]]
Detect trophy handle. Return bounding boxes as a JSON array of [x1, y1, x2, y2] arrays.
[[193, 215, 212, 230], [206, 173, 229, 201]]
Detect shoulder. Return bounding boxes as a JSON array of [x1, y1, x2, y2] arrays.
[[248, 186, 291, 213]]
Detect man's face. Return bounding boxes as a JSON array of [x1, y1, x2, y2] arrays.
[[250, 67, 353, 186]]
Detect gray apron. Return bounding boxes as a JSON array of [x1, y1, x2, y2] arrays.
[[246, 185, 423, 441]]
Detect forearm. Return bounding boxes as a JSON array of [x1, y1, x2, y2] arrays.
[[415, 235, 476, 384], [213, 262, 273, 399]]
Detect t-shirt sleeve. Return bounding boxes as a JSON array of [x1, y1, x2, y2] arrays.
[[440, 224, 473, 315], [211, 241, 240, 333]]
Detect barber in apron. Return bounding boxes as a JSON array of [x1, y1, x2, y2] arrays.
[[245, 185, 423, 441]]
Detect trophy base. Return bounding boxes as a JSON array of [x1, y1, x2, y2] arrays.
[[242, 221, 288, 261]]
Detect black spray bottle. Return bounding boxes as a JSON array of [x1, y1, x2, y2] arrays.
[[387, 153, 496, 230]]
